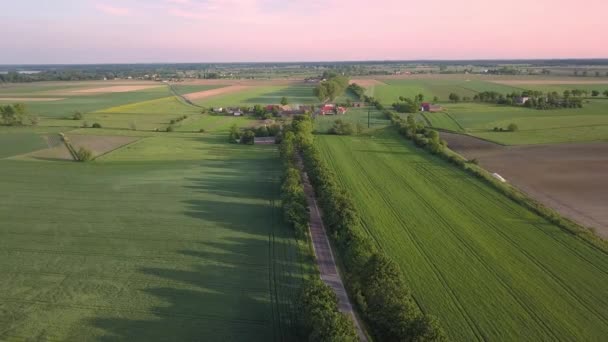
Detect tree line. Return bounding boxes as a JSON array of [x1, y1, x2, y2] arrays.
[[347, 83, 366, 100], [279, 119, 359, 341], [313, 75, 350, 102], [287, 115, 446, 341], [0, 103, 38, 126]]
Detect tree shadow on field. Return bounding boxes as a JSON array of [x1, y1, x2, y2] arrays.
[[88, 155, 305, 341]]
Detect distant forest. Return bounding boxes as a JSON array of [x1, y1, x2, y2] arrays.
[[2, 59, 608, 83]]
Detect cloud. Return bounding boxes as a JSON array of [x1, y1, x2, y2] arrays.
[[95, 3, 131, 16]]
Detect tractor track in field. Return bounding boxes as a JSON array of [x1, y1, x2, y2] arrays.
[[296, 154, 368, 342]]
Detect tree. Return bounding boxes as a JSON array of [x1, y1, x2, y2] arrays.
[[73, 111, 83, 120], [563, 90, 571, 99], [448, 93, 460, 103], [280, 96, 288, 106], [507, 123, 519, 132], [433, 96, 439, 103], [228, 124, 240, 143], [416, 93, 424, 102], [240, 130, 255, 145], [329, 119, 354, 135], [603, 90, 608, 97], [75, 147, 93, 162], [591, 90, 600, 97]]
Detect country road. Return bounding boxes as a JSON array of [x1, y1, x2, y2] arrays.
[[297, 156, 368, 341]]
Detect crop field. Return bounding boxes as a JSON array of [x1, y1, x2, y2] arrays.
[[22, 87, 175, 118], [315, 130, 608, 341], [170, 84, 228, 95], [0, 83, 311, 340]]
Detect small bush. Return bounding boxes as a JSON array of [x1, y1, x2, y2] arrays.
[[166, 126, 174, 132], [199, 128, 205, 133], [170, 119, 176, 124], [507, 123, 519, 132], [76, 147, 93, 162], [92, 123, 102, 128], [73, 112, 83, 120]]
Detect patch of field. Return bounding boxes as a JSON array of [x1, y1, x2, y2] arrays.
[[0, 132, 309, 341], [245, 85, 321, 105], [184, 85, 252, 101], [170, 84, 228, 95], [175, 115, 254, 133], [0, 97, 65, 102], [96, 96, 201, 115], [18, 134, 139, 161], [316, 130, 608, 341], [422, 111, 464, 132], [374, 79, 478, 104], [350, 79, 387, 87], [442, 132, 608, 237], [0, 132, 48, 158], [25, 87, 174, 118], [441, 100, 608, 144], [495, 80, 608, 85], [72, 85, 162, 94], [192, 86, 284, 107]]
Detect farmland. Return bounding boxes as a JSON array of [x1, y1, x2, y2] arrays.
[[315, 130, 608, 341], [368, 76, 608, 145], [0, 81, 312, 341]]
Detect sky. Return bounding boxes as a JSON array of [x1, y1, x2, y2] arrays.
[[1, 0, 607, 64]]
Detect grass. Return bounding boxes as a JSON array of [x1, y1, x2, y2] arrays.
[[0, 132, 310, 341], [315, 129, 608, 341]]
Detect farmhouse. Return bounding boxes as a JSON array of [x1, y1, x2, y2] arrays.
[[420, 103, 443, 112], [514, 97, 530, 105]]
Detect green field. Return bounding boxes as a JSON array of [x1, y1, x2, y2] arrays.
[[0, 84, 311, 340], [315, 130, 608, 341], [431, 100, 608, 144], [170, 84, 228, 95]]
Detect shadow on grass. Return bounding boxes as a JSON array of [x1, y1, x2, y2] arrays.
[[88, 154, 305, 341]]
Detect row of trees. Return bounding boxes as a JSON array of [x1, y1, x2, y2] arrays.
[[0, 103, 37, 126], [313, 75, 350, 102], [291, 115, 446, 341], [347, 83, 366, 100], [386, 111, 447, 154], [228, 123, 282, 144], [279, 117, 358, 341]]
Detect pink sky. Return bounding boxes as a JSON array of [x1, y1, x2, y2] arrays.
[[1, 0, 607, 63]]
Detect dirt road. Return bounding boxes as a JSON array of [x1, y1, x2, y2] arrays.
[[297, 156, 368, 341]]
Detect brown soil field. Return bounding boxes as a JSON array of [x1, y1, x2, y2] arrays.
[[182, 85, 252, 101], [0, 97, 65, 102], [350, 79, 387, 86], [71, 85, 162, 94], [441, 132, 608, 238], [22, 134, 139, 161]]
